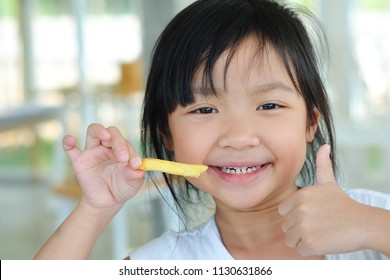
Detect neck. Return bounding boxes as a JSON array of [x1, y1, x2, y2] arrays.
[[215, 200, 283, 248]]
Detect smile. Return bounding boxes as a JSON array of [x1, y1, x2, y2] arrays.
[[219, 165, 262, 174]]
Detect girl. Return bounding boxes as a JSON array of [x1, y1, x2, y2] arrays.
[[35, 0, 390, 260]]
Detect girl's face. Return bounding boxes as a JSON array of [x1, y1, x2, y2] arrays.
[[168, 37, 318, 211]]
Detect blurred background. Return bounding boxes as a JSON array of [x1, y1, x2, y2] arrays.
[[0, 0, 389, 259]]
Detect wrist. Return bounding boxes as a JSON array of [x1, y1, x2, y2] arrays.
[[77, 198, 123, 224]]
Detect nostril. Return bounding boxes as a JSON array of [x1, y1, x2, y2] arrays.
[[218, 134, 261, 150]]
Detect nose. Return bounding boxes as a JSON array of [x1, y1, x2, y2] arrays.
[[218, 117, 261, 150]]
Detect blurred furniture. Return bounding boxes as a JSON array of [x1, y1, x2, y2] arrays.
[[115, 61, 143, 96], [0, 104, 62, 131], [0, 103, 67, 182]]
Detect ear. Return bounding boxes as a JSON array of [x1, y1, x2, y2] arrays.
[[163, 136, 174, 151], [160, 128, 174, 151], [306, 109, 320, 143]]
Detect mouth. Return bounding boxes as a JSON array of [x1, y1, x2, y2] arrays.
[[219, 163, 269, 175]]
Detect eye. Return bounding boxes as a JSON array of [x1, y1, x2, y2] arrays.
[[258, 103, 281, 111], [193, 107, 218, 114]]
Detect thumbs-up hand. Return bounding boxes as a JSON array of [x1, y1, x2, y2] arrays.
[[278, 144, 368, 257]]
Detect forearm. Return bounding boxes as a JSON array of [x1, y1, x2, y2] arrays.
[[364, 205, 390, 258], [34, 200, 122, 259]]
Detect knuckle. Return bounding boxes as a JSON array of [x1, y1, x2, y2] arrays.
[[296, 203, 310, 216], [298, 238, 318, 257], [284, 235, 296, 248]]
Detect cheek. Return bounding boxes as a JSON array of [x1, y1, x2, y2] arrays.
[[272, 118, 309, 171], [280, 138, 307, 166], [168, 119, 209, 163]]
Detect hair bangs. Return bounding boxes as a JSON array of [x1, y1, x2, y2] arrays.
[[157, 0, 261, 112]]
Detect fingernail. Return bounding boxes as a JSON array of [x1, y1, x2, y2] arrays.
[[130, 156, 142, 168], [98, 129, 110, 138]]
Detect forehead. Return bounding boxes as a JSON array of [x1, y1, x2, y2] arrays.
[[192, 36, 295, 92]]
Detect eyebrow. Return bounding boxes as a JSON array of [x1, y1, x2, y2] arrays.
[[191, 81, 295, 96], [250, 81, 295, 95]]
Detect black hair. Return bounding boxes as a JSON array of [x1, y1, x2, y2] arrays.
[[141, 0, 337, 218]]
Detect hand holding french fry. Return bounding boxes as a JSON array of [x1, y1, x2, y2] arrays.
[[62, 124, 145, 209], [36, 124, 147, 260], [63, 124, 207, 211]]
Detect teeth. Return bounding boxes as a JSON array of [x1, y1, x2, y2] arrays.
[[220, 166, 261, 174]]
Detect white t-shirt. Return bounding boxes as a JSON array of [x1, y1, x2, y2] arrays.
[[130, 189, 390, 260]]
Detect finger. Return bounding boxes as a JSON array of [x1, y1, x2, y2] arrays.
[[62, 135, 81, 162], [284, 227, 301, 249], [123, 164, 145, 180], [116, 165, 145, 199], [315, 144, 335, 185], [85, 123, 110, 149], [104, 127, 142, 166], [280, 211, 297, 233], [295, 240, 313, 257], [125, 140, 142, 169], [104, 126, 133, 163], [278, 193, 297, 216]]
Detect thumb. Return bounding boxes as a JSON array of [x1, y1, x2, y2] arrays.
[[62, 135, 81, 162], [315, 144, 335, 185]]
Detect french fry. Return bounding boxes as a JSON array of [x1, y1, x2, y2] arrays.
[[139, 158, 208, 178]]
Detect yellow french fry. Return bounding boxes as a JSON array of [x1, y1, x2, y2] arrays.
[[139, 158, 208, 178]]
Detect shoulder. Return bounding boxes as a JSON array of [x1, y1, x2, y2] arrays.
[[346, 188, 390, 209], [129, 216, 232, 260]]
